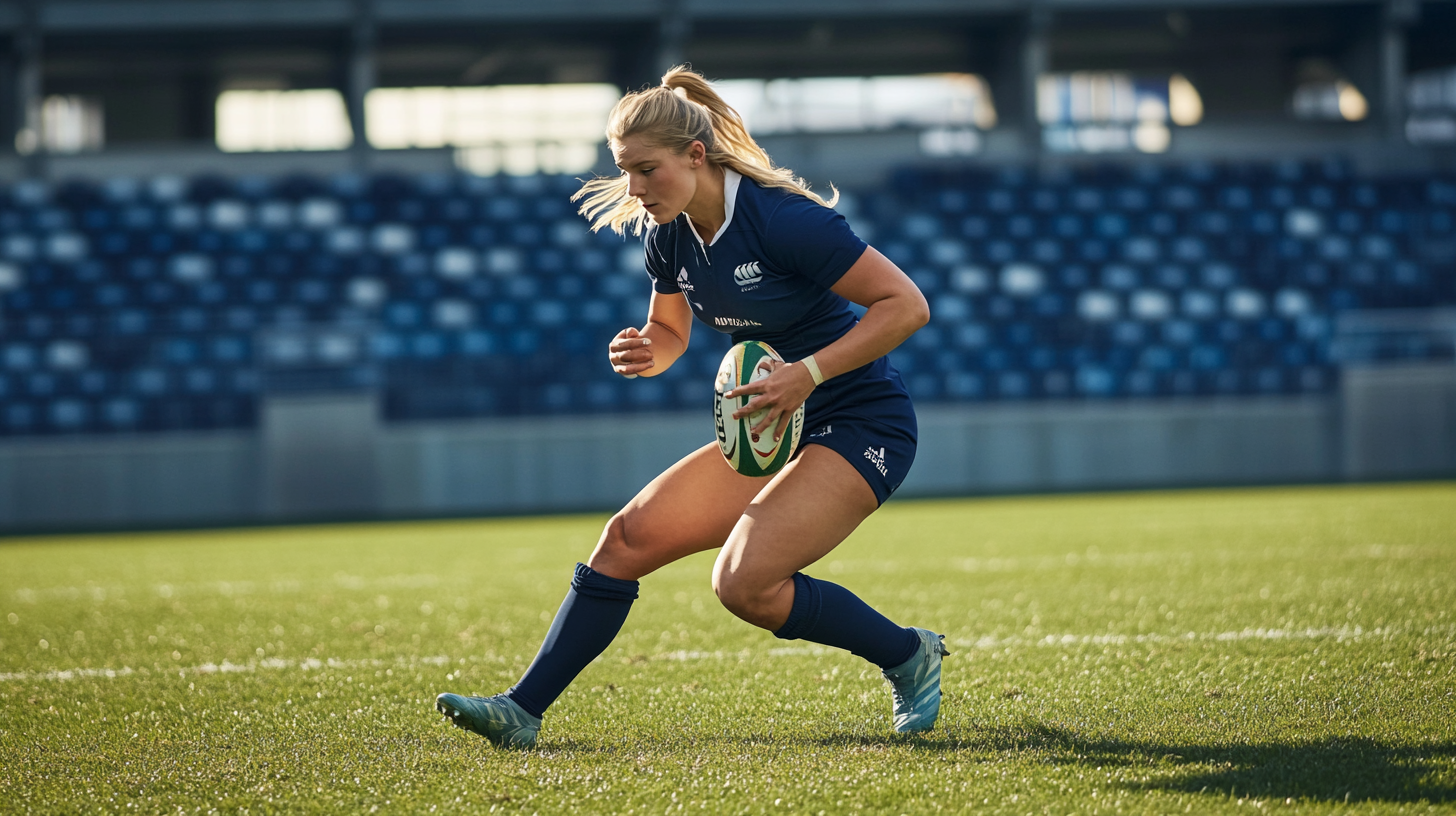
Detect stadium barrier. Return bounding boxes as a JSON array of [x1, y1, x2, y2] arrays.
[[0, 393, 1365, 531], [0, 160, 1452, 530]]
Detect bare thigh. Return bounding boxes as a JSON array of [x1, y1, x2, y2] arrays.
[[712, 444, 880, 630], [586, 442, 771, 581]]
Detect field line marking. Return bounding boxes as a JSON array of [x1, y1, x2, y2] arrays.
[[0, 654, 454, 683], [949, 625, 1418, 650], [4, 623, 1449, 681]]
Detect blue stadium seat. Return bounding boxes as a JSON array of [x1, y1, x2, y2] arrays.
[[1, 162, 1450, 433]]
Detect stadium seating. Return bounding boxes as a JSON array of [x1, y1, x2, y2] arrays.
[[0, 159, 1451, 436], [863, 159, 1456, 403]]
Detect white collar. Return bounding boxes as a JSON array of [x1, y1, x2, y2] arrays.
[[686, 168, 741, 249]]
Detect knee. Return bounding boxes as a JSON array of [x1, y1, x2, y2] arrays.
[[711, 561, 782, 630], [586, 512, 649, 580]]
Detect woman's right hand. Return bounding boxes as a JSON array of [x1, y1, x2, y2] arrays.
[[608, 327, 654, 378]]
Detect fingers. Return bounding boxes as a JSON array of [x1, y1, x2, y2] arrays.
[[724, 359, 803, 400], [728, 377, 782, 421], [614, 357, 652, 377], [724, 379, 766, 400], [749, 405, 780, 438], [744, 403, 795, 441], [609, 330, 653, 378], [735, 396, 790, 435], [731, 393, 765, 420], [727, 359, 809, 435], [609, 331, 649, 354], [772, 410, 794, 442]]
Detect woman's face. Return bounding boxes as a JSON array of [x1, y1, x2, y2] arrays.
[[612, 134, 706, 225]]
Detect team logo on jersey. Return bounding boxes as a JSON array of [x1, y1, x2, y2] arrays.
[[733, 261, 764, 288], [714, 316, 763, 328], [863, 445, 888, 477], [676, 267, 694, 292]]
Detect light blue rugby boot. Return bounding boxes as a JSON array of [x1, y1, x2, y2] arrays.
[[435, 692, 541, 749], [881, 627, 951, 733]]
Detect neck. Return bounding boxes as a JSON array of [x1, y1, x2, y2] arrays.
[[684, 164, 727, 240]]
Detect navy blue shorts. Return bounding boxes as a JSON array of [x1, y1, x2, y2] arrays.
[[792, 360, 917, 506]]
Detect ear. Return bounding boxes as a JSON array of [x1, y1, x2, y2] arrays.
[[688, 140, 707, 167]]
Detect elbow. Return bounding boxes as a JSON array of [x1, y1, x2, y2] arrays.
[[908, 290, 931, 333]]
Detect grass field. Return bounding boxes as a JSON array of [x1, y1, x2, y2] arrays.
[[1, 483, 1453, 815]]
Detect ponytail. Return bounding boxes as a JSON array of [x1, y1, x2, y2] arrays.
[[574, 65, 838, 236]]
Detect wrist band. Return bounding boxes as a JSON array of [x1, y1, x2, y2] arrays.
[[801, 354, 825, 386]]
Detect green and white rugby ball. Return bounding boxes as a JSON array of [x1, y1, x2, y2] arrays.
[[714, 340, 804, 477]]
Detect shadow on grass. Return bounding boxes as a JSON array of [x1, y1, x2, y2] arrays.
[[810, 723, 1456, 804]]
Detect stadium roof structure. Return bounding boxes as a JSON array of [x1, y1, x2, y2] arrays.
[[0, 0, 1449, 31], [0, 0, 1452, 178]]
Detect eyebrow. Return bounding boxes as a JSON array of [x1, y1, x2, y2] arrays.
[[615, 157, 654, 172]]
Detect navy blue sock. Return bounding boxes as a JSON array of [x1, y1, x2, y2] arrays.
[[773, 573, 920, 669], [506, 563, 638, 718]]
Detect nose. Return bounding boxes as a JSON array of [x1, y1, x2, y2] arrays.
[[626, 173, 645, 198]]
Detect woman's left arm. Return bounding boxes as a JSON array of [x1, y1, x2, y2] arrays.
[[812, 246, 930, 381], [730, 246, 929, 439]]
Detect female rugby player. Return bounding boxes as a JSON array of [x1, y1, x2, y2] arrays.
[[436, 66, 949, 748]]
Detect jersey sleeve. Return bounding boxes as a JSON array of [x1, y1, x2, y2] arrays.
[[642, 224, 681, 295], [761, 195, 869, 290]]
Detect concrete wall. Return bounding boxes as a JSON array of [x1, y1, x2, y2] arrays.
[[376, 412, 710, 517], [263, 395, 381, 520], [0, 391, 1387, 534], [0, 431, 258, 530], [907, 398, 1339, 496], [1342, 363, 1456, 480], [373, 398, 1344, 518], [4, 365, 1453, 533]]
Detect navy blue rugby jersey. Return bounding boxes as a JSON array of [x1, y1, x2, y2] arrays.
[[643, 169, 871, 364]]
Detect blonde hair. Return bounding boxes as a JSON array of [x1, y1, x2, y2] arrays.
[[573, 65, 838, 236]]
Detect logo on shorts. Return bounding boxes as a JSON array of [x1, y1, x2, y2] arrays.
[[809, 425, 833, 438], [714, 316, 763, 327], [676, 267, 694, 292], [863, 445, 888, 477], [733, 261, 764, 288]]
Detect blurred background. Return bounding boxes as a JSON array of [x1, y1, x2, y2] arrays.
[[0, 0, 1452, 532]]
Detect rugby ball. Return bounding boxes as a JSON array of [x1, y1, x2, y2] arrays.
[[714, 340, 805, 477]]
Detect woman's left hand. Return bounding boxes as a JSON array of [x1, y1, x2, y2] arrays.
[[727, 360, 817, 442]]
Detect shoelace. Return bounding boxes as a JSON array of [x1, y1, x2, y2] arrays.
[[889, 684, 910, 708], [885, 656, 925, 705]]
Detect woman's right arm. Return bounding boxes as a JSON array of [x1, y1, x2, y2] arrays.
[[608, 290, 693, 378]]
